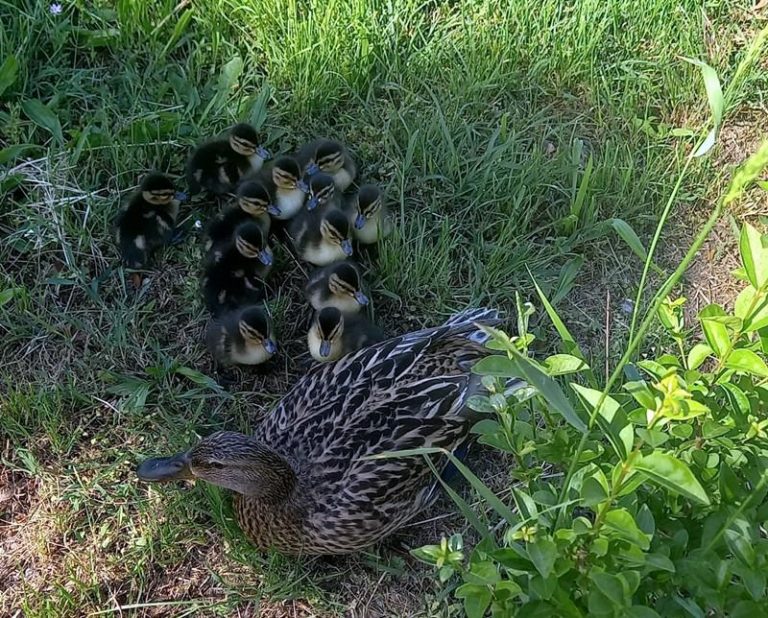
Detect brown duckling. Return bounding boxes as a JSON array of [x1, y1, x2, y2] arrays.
[[205, 180, 275, 258], [348, 185, 392, 244], [202, 221, 273, 314], [305, 260, 369, 314], [186, 123, 270, 196], [206, 305, 277, 366], [289, 206, 353, 266], [255, 155, 306, 221], [308, 307, 385, 362], [297, 139, 357, 192], [114, 173, 179, 269]]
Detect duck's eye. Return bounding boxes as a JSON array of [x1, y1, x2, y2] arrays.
[[208, 461, 225, 470]]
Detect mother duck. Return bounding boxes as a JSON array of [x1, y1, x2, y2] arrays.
[[136, 308, 511, 555]]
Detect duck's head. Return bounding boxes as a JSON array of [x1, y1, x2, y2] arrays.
[[238, 181, 279, 217], [313, 140, 346, 174], [327, 261, 368, 306], [229, 123, 261, 157], [238, 306, 277, 356], [306, 173, 336, 211], [311, 307, 344, 358], [136, 431, 295, 499], [140, 173, 175, 206], [320, 210, 353, 257], [234, 221, 273, 266], [353, 185, 382, 230], [271, 156, 302, 192]]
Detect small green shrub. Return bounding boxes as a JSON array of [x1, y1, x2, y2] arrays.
[[415, 218, 768, 617]]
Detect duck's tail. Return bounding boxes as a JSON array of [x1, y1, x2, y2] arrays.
[[443, 307, 501, 345]]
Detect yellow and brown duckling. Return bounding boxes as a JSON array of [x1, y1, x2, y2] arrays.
[[114, 173, 179, 269], [202, 221, 274, 314], [304, 172, 340, 212], [308, 307, 385, 362], [297, 139, 357, 192], [258, 155, 306, 221], [186, 123, 270, 196], [305, 260, 369, 314], [289, 205, 354, 266], [205, 180, 275, 258], [205, 305, 277, 366], [348, 184, 392, 244]]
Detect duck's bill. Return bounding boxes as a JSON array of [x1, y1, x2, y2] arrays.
[[136, 451, 193, 482], [354, 290, 369, 306], [267, 204, 282, 217], [354, 214, 366, 230], [307, 196, 319, 210], [320, 340, 331, 357], [341, 239, 354, 256], [306, 162, 320, 176], [259, 250, 274, 266], [264, 338, 278, 355]]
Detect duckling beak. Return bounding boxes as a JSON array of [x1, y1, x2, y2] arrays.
[[259, 250, 273, 266], [341, 239, 354, 256], [297, 179, 310, 193], [307, 196, 320, 210], [306, 162, 320, 176], [264, 338, 278, 355], [136, 451, 193, 482], [354, 291, 369, 306], [256, 146, 271, 160], [267, 204, 281, 217], [354, 213, 366, 230], [319, 340, 331, 358]]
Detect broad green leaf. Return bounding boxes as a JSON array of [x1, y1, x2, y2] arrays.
[[174, 366, 221, 391], [528, 538, 557, 578], [604, 508, 650, 550], [739, 223, 768, 289], [725, 519, 756, 568], [476, 353, 587, 433], [21, 99, 64, 143], [627, 607, 662, 618], [470, 419, 501, 436], [720, 382, 751, 420], [683, 57, 724, 156], [735, 286, 768, 332], [644, 553, 675, 573], [581, 475, 609, 507], [588, 571, 625, 607], [455, 583, 492, 618], [464, 561, 500, 585], [687, 343, 713, 370], [0, 144, 40, 165], [543, 353, 589, 376], [609, 218, 648, 262], [635, 452, 710, 505], [0, 288, 17, 306], [724, 140, 768, 206], [699, 304, 731, 357], [551, 255, 583, 305], [571, 384, 632, 459], [624, 380, 657, 410], [725, 349, 768, 377], [216, 55, 244, 97], [0, 55, 19, 97]]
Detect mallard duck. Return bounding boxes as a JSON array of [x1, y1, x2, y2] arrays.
[[202, 221, 273, 314], [205, 305, 277, 366], [137, 308, 509, 555], [348, 185, 392, 244], [305, 260, 369, 314], [297, 139, 356, 192], [308, 307, 385, 362], [258, 156, 305, 221], [205, 180, 275, 257], [186, 123, 270, 196], [114, 173, 179, 268], [289, 206, 353, 266]]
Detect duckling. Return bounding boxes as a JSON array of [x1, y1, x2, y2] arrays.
[[202, 221, 274, 314], [305, 260, 369, 314], [303, 172, 340, 212], [308, 307, 385, 362], [297, 139, 357, 192], [349, 185, 392, 244], [290, 206, 354, 266], [186, 123, 270, 196], [256, 155, 306, 221], [114, 173, 179, 269], [206, 305, 277, 366], [205, 181, 275, 258]]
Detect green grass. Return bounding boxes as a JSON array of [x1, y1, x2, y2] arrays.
[[0, 0, 764, 615]]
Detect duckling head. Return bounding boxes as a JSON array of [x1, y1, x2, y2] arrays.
[[238, 180, 279, 217], [229, 123, 261, 157], [234, 221, 273, 266], [353, 185, 382, 230], [271, 156, 302, 194], [136, 431, 295, 499], [328, 262, 368, 306], [312, 307, 344, 358], [238, 306, 277, 356], [320, 210, 353, 257], [306, 173, 336, 211], [313, 140, 345, 174], [140, 173, 175, 206]]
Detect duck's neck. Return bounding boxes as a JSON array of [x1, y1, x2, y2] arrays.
[[241, 444, 298, 504]]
